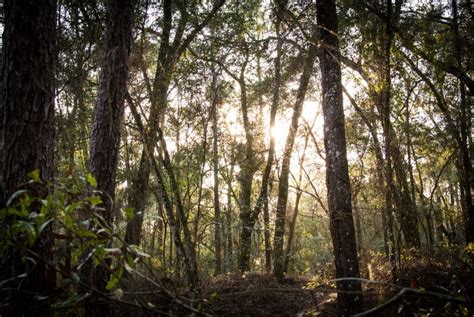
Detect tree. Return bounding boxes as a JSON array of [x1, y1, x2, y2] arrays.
[[0, 0, 56, 315], [87, 0, 136, 295], [316, 0, 364, 314], [124, 5, 224, 290], [0, 0, 55, 204], [273, 37, 316, 282], [211, 68, 222, 275], [89, 0, 135, 227], [450, 0, 473, 244]]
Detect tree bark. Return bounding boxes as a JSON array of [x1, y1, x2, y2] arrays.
[[87, 0, 135, 299], [451, 0, 474, 244], [316, 0, 364, 314], [237, 57, 258, 272], [0, 0, 55, 203], [89, 0, 135, 224], [211, 69, 222, 275], [0, 1, 56, 315]]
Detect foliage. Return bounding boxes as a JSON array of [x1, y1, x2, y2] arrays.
[[0, 172, 149, 311]]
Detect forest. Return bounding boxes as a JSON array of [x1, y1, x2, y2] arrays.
[[0, 0, 473, 316]]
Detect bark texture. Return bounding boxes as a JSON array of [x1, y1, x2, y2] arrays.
[[211, 70, 222, 275], [0, 1, 56, 315], [87, 0, 135, 302], [0, 0, 56, 202], [89, 0, 135, 224], [316, 0, 364, 314]]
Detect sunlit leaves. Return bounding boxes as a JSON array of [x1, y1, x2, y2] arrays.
[[85, 173, 97, 187], [106, 267, 123, 290]]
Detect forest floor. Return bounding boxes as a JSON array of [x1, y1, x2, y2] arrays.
[[116, 249, 474, 316], [200, 268, 473, 316], [202, 273, 329, 316], [198, 251, 474, 316]]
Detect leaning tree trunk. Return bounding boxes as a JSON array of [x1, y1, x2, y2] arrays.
[[0, 1, 56, 315], [316, 0, 364, 315], [273, 43, 316, 282], [284, 133, 308, 274], [89, 0, 135, 225], [87, 0, 135, 297], [255, 0, 286, 273]]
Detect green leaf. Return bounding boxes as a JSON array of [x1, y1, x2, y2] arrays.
[[7, 207, 28, 218], [124, 207, 135, 221], [124, 261, 133, 273], [28, 169, 42, 183], [210, 292, 219, 301], [126, 254, 135, 268], [94, 246, 105, 267], [106, 267, 123, 290], [85, 173, 97, 187], [64, 213, 73, 230], [87, 196, 102, 206], [38, 218, 54, 235], [6, 190, 28, 207]]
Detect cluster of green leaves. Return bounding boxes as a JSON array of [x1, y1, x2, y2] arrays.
[[0, 171, 150, 307], [0, 171, 55, 255]]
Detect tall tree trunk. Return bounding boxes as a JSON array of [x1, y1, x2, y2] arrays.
[[87, 0, 135, 300], [263, 192, 272, 272], [377, 0, 402, 278], [89, 0, 135, 225], [452, 0, 474, 244], [211, 69, 222, 275], [128, 94, 199, 289], [316, 0, 364, 314], [283, 124, 310, 274], [273, 41, 316, 282], [238, 64, 257, 272], [225, 156, 235, 272], [240, 0, 286, 273], [283, 191, 302, 274], [0, 1, 56, 315], [125, 0, 224, 270], [0, 0, 55, 204], [392, 140, 420, 248], [284, 133, 308, 274], [344, 88, 391, 259]]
